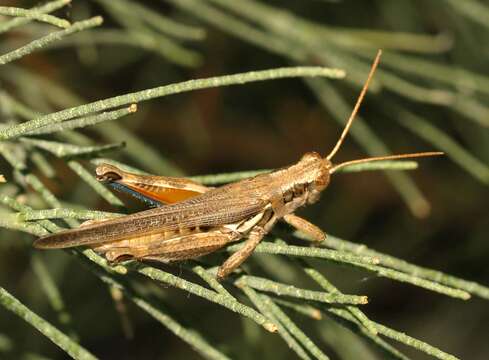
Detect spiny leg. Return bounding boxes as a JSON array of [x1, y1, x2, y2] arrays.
[[283, 214, 326, 242], [217, 227, 267, 280]]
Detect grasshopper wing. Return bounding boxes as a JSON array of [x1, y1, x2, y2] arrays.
[[34, 189, 266, 249], [96, 163, 209, 206]]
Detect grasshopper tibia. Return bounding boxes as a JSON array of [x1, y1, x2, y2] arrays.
[[217, 226, 267, 279]]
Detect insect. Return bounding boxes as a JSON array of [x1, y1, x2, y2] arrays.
[[34, 51, 443, 279]]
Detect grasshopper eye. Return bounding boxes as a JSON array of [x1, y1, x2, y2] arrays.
[[97, 171, 122, 182], [283, 190, 293, 202], [293, 184, 305, 196]]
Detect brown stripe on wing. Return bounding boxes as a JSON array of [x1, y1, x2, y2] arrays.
[[34, 191, 266, 249]]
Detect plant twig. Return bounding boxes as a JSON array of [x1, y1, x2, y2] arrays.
[[81, 260, 231, 360], [0, 17, 103, 65], [0, 66, 345, 139], [294, 257, 378, 335], [239, 285, 311, 360], [0, 0, 71, 34], [129, 263, 278, 333], [236, 275, 368, 305], [263, 295, 330, 360], [326, 308, 459, 360], [399, 110, 489, 184], [315, 234, 489, 300], [227, 241, 379, 267], [0, 6, 70, 28], [0, 287, 96, 360], [30, 254, 74, 330], [270, 298, 322, 320], [191, 161, 418, 185], [23, 104, 138, 135], [19, 208, 121, 222]]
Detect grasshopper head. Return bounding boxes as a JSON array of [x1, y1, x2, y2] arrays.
[[95, 163, 124, 182], [304, 152, 332, 204], [286, 152, 332, 205]]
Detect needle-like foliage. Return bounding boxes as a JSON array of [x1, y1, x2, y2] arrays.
[[0, 1, 488, 360]]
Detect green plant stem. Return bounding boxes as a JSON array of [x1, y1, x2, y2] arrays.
[[295, 258, 378, 335], [320, 310, 408, 360], [326, 308, 459, 360], [0, 213, 49, 236], [444, 0, 489, 28], [377, 51, 489, 97], [19, 208, 121, 222], [97, 0, 205, 40], [237, 275, 368, 305], [29, 151, 56, 178], [263, 295, 330, 360], [1, 195, 227, 358], [292, 232, 471, 299], [191, 161, 418, 185], [22, 173, 79, 229], [191, 265, 234, 299], [0, 0, 71, 34], [0, 17, 103, 65], [398, 111, 489, 184], [0, 6, 70, 28], [239, 285, 311, 360], [0, 287, 97, 360], [82, 264, 230, 360], [271, 298, 322, 320], [358, 263, 470, 300], [67, 161, 125, 209], [191, 170, 270, 185], [0, 195, 60, 233], [130, 263, 278, 333], [31, 254, 73, 328], [317, 234, 489, 300], [20, 138, 123, 158], [94, 121, 184, 175], [23, 104, 138, 135], [0, 66, 345, 139], [227, 241, 379, 267], [94, 0, 201, 67]]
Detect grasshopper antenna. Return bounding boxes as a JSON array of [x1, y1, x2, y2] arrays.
[[325, 49, 444, 172], [326, 49, 382, 161], [330, 151, 444, 173]]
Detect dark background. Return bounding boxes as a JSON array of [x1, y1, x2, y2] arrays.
[[0, 1, 488, 359]]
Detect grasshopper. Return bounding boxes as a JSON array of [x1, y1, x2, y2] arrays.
[[34, 51, 442, 279]]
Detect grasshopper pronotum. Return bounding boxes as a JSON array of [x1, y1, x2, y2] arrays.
[[34, 51, 443, 279]]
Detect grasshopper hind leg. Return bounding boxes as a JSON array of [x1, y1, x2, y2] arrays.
[[99, 230, 238, 264]]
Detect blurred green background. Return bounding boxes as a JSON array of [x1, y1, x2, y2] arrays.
[[0, 0, 488, 359]]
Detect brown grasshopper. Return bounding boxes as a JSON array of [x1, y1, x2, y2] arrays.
[[34, 51, 442, 279]]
